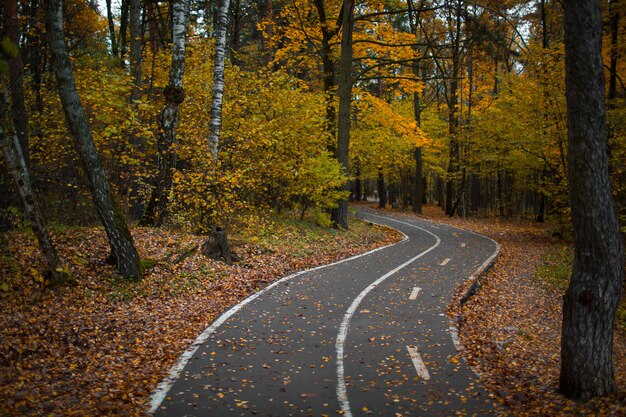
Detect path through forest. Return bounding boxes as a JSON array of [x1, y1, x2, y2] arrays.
[[150, 209, 500, 416]]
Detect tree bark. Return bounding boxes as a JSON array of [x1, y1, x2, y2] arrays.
[[129, 0, 143, 101], [445, 0, 462, 217], [105, 0, 119, 57], [3, 0, 29, 166], [560, 0, 624, 400], [44, 0, 143, 280], [413, 147, 423, 214], [141, 0, 188, 227], [330, 0, 354, 229], [313, 0, 338, 149], [608, 0, 619, 104], [1, 86, 65, 285], [208, 0, 231, 158], [119, 0, 129, 68], [377, 168, 387, 209]]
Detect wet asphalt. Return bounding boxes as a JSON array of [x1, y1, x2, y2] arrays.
[[151, 209, 500, 417]]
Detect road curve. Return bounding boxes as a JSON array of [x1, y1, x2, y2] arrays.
[[150, 209, 500, 417]]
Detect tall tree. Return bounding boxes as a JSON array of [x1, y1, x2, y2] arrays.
[[560, 0, 624, 400], [444, 0, 463, 217], [1, 80, 65, 284], [141, 0, 189, 226], [330, 0, 354, 229], [44, 0, 143, 279], [105, 0, 119, 56], [208, 0, 231, 157], [3, 0, 29, 166], [129, 0, 143, 101]]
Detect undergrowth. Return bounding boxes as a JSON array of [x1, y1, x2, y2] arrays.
[[535, 243, 626, 328]]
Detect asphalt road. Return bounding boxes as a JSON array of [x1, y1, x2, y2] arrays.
[[150, 209, 500, 417]]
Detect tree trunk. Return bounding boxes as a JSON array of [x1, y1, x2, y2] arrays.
[[330, 0, 354, 229], [200, 227, 241, 265], [119, 0, 129, 68], [313, 0, 338, 149], [1, 90, 65, 285], [445, 0, 462, 217], [105, 0, 118, 56], [141, 0, 188, 227], [208, 0, 231, 158], [413, 146, 423, 214], [470, 172, 479, 213], [608, 0, 619, 104], [44, 0, 143, 280], [560, 0, 624, 400], [3, 0, 29, 166], [129, 0, 143, 101], [377, 168, 387, 209]]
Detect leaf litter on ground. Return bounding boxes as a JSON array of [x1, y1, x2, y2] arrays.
[[405, 204, 625, 417], [0, 215, 400, 416]]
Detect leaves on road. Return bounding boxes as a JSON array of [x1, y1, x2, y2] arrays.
[[0, 218, 399, 416]]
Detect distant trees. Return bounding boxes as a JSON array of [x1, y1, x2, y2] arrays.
[[0, 0, 624, 284]]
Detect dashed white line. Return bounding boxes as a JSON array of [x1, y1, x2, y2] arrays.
[[406, 346, 431, 380], [148, 226, 409, 414], [409, 286, 421, 300], [336, 214, 441, 417], [440, 258, 450, 266]]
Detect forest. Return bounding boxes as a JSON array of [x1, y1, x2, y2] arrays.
[[0, 0, 625, 416]]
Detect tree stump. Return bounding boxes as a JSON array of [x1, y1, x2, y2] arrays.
[[200, 227, 241, 265]]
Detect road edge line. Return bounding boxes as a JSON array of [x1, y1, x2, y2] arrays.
[[336, 213, 441, 417], [147, 225, 408, 414]]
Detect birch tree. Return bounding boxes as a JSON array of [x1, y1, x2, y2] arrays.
[[208, 0, 231, 157], [142, 0, 189, 226], [44, 0, 143, 280], [1, 80, 65, 284]]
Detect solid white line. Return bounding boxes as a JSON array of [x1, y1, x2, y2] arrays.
[[440, 258, 450, 266], [406, 345, 431, 380], [336, 214, 441, 417], [409, 286, 421, 300], [148, 228, 409, 415]]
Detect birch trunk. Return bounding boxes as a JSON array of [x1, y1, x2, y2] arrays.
[[560, 0, 624, 400], [208, 0, 231, 158], [141, 0, 188, 226], [44, 0, 143, 280], [330, 0, 354, 229], [1, 87, 65, 284]]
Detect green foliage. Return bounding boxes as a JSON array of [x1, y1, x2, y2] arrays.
[[535, 243, 573, 294], [535, 243, 626, 329], [169, 42, 348, 230]]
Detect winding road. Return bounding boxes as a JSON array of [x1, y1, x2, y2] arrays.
[[150, 209, 500, 417]]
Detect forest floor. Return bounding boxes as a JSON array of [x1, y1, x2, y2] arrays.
[[1, 205, 624, 416], [0, 215, 399, 416], [409, 204, 625, 417]]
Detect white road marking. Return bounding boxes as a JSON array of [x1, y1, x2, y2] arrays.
[[409, 287, 421, 300], [148, 228, 409, 414], [440, 258, 450, 266], [406, 346, 431, 380], [336, 214, 441, 417]]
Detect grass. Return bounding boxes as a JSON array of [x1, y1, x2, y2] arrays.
[[535, 243, 626, 328]]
